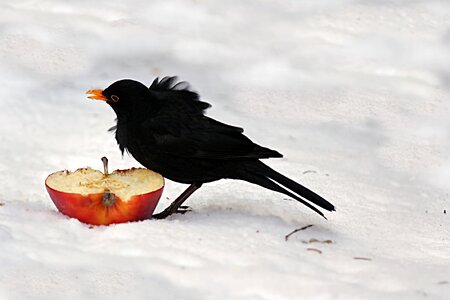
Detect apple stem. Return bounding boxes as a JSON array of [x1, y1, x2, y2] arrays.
[[100, 157, 116, 206], [101, 156, 109, 176]]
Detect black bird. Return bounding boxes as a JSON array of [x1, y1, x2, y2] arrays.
[[87, 77, 335, 219]]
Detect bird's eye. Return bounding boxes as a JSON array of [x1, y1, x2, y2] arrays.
[[111, 95, 120, 102]]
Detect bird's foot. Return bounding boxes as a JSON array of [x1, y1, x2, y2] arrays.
[[152, 205, 193, 220], [177, 205, 193, 214]]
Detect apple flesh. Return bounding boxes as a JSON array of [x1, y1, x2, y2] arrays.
[[45, 166, 164, 225]]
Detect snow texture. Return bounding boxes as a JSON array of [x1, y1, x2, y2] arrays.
[[0, 1, 449, 299]]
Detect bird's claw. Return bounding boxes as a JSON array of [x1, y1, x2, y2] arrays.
[[152, 205, 193, 219], [176, 205, 193, 214]]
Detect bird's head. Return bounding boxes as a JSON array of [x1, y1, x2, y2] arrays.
[[86, 79, 151, 118]]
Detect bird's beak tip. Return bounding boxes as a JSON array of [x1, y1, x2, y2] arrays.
[[86, 89, 107, 101]]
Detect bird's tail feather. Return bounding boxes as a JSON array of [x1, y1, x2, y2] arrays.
[[242, 162, 335, 218]]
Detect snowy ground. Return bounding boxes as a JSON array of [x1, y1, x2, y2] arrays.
[[0, 1, 449, 299]]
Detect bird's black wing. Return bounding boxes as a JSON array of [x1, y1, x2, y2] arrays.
[[144, 77, 282, 160]]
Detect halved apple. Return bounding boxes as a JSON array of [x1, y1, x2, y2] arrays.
[[45, 157, 164, 225]]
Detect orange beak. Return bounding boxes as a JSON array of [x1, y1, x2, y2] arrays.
[[86, 89, 108, 101]]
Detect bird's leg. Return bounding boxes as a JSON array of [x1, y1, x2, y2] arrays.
[[152, 183, 202, 219]]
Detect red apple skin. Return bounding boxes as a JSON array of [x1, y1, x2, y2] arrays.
[[45, 178, 164, 226]]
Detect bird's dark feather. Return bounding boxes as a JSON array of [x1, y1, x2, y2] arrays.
[[149, 76, 211, 115]]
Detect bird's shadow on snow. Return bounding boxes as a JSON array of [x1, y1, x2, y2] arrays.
[[157, 204, 335, 236]]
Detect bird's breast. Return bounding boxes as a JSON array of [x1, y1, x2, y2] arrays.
[[114, 124, 128, 153]]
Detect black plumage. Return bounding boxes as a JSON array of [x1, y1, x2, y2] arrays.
[[92, 77, 335, 219]]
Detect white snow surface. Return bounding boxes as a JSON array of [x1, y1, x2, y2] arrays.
[[0, 1, 449, 299]]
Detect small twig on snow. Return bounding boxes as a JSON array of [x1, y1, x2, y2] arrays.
[[302, 170, 317, 175], [353, 257, 372, 261], [307, 248, 322, 254], [285, 224, 313, 241], [303, 238, 333, 244]]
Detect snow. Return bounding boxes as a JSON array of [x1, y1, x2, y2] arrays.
[[0, 0, 449, 299]]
